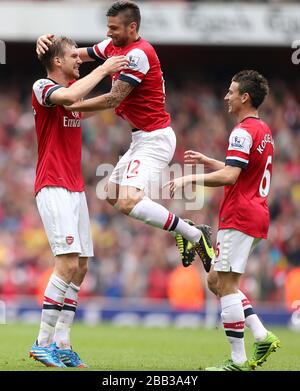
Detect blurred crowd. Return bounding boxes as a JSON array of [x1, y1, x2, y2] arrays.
[[0, 75, 300, 310]]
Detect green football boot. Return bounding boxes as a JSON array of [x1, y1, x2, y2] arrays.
[[205, 358, 252, 371], [249, 331, 281, 369], [194, 224, 214, 273], [175, 220, 214, 272], [175, 219, 196, 267]]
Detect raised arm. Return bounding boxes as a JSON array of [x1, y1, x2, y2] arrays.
[[50, 56, 128, 106], [64, 79, 135, 112], [77, 47, 96, 63]]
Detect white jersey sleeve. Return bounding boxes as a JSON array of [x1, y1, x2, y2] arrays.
[[32, 79, 62, 107], [225, 128, 253, 169], [90, 38, 112, 60], [119, 48, 150, 86]]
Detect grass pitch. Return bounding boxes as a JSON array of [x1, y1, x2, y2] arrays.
[[0, 323, 299, 371]]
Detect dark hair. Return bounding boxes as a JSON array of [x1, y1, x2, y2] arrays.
[[38, 36, 77, 71], [232, 70, 269, 109], [106, 1, 141, 31]]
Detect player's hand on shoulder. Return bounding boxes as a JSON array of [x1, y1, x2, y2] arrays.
[[184, 150, 209, 165], [36, 34, 55, 56], [100, 55, 129, 76]]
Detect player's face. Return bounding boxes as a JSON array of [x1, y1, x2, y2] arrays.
[[224, 81, 243, 115], [107, 15, 133, 46], [60, 45, 82, 79]]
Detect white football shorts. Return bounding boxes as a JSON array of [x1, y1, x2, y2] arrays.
[[36, 187, 94, 257], [212, 229, 261, 274], [109, 126, 176, 196]]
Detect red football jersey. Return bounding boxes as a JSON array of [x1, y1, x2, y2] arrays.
[[90, 38, 171, 132], [219, 117, 274, 238], [32, 79, 84, 195]]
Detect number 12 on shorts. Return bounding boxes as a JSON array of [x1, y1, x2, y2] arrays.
[[126, 159, 140, 178]]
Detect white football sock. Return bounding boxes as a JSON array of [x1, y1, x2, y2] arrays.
[[221, 293, 247, 365], [54, 282, 80, 349], [37, 274, 69, 347], [238, 290, 267, 341], [129, 196, 201, 242]]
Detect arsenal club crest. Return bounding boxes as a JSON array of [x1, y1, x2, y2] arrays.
[[66, 236, 74, 245]]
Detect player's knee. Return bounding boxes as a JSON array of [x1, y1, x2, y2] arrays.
[[207, 270, 220, 296], [116, 196, 141, 215], [65, 259, 79, 278], [78, 261, 88, 278], [55, 253, 79, 282], [216, 280, 224, 297], [216, 280, 237, 297], [207, 274, 219, 296], [105, 182, 119, 206], [106, 194, 117, 207]]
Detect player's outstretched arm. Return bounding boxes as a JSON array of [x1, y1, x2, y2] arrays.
[[36, 34, 95, 63], [164, 165, 242, 198], [50, 56, 128, 106], [77, 47, 96, 63], [184, 150, 225, 171], [65, 79, 134, 112]]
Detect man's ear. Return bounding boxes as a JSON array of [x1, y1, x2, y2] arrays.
[[53, 56, 62, 67], [242, 92, 250, 104], [129, 21, 137, 33]]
